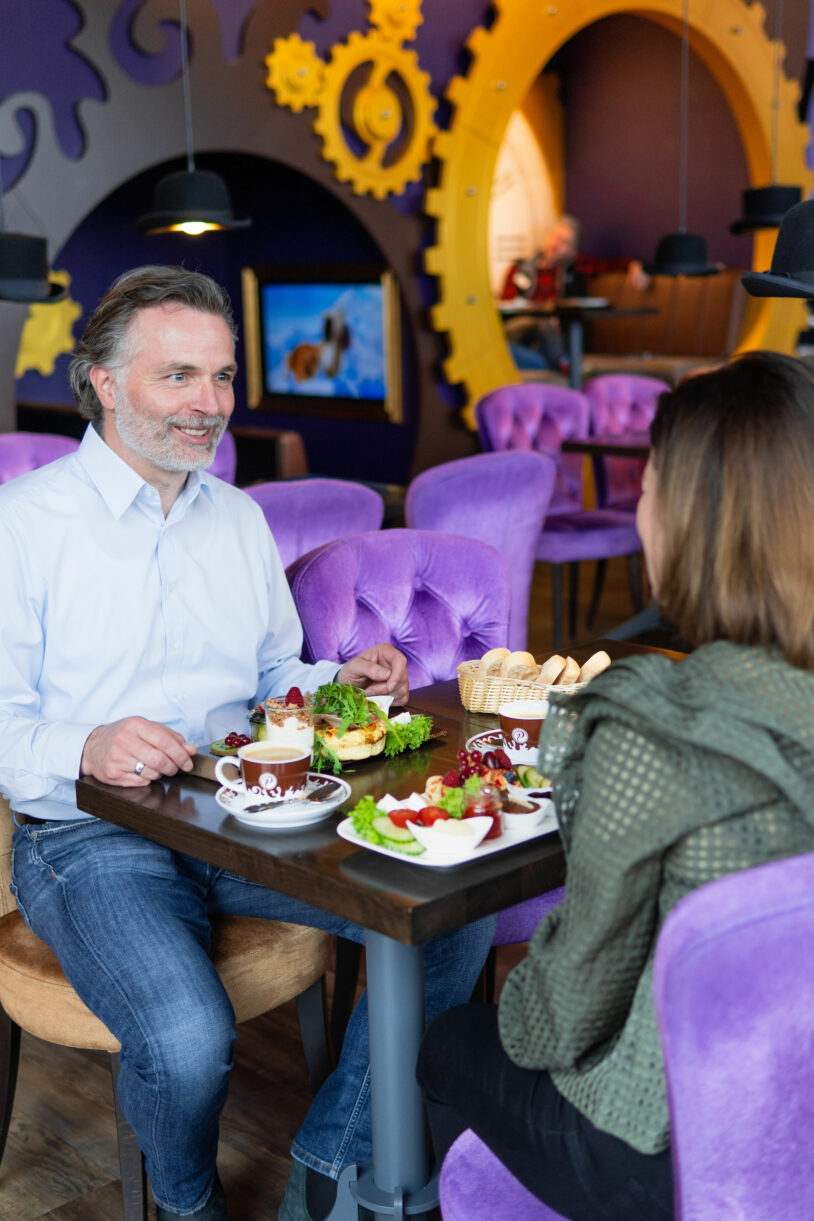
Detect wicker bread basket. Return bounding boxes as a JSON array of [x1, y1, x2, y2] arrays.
[[457, 659, 586, 714]]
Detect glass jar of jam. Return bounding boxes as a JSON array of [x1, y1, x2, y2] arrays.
[[463, 781, 503, 840]]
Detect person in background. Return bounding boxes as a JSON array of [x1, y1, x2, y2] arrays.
[[501, 214, 650, 370], [418, 351, 814, 1221], [0, 265, 495, 1221]]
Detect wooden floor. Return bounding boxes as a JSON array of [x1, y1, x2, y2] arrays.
[[0, 557, 642, 1219]]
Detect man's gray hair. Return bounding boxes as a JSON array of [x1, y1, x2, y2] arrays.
[[69, 265, 237, 423]]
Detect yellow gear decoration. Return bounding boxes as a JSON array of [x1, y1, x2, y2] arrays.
[[265, 33, 325, 113], [368, 0, 423, 43], [424, 0, 812, 427], [314, 31, 436, 199], [14, 271, 81, 378]]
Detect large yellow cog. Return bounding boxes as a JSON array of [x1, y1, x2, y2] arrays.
[[368, 0, 423, 43], [15, 271, 82, 378], [265, 33, 325, 113], [314, 30, 437, 199], [425, 0, 811, 427]]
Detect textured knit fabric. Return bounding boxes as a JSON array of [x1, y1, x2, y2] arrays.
[[498, 641, 814, 1154]]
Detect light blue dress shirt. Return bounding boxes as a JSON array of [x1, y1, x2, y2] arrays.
[[0, 425, 340, 820]]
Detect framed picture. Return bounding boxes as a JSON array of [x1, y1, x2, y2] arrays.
[[241, 263, 403, 422]]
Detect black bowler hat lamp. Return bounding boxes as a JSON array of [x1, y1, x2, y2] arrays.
[[645, 0, 719, 278], [136, 0, 250, 236], [730, 0, 801, 235], [0, 166, 65, 304]]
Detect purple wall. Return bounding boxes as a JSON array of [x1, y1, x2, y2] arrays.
[[556, 15, 750, 267]]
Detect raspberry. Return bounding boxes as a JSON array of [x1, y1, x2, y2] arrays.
[[495, 748, 512, 770], [285, 687, 304, 707], [442, 769, 461, 787]]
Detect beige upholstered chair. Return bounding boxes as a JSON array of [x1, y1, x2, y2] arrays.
[[0, 796, 333, 1219]]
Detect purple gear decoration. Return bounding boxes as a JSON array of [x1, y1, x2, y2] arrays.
[[0, 0, 105, 189]]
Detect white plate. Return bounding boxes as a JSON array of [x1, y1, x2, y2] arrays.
[[336, 799, 557, 868], [216, 774, 351, 829], [406, 815, 493, 860], [465, 730, 552, 778]]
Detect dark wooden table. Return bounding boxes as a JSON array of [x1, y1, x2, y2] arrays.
[[562, 432, 651, 460], [497, 300, 658, 390], [74, 639, 677, 1219]]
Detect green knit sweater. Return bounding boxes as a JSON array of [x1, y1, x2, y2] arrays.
[[498, 641, 814, 1154]]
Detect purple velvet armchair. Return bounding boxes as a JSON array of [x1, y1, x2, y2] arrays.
[[207, 428, 237, 483], [0, 432, 79, 483], [654, 852, 814, 1221], [440, 1128, 568, 1221], [286, 529, 511, 690], [583, 374, 667, 510], [245, 478, 384, 571], [475, 384, 642, 648], [405, 451, 556, 652]]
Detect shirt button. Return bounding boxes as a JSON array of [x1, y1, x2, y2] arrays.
[[171, 642, 179, 652]]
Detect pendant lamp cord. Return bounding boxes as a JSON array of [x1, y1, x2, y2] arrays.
[[179, 0, 196, 173], [678, 0, 689, 234], [771, 0, 783, 184]]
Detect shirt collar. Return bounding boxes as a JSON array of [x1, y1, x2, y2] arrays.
[[77, 423, 213, 519]]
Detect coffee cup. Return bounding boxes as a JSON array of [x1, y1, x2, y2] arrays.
[[214, 743, 310, 801], [498, 700, 549, 764]]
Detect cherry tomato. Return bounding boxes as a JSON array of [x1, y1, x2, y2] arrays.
[[419, 805, 450, 826], [387, 808, 416, 829]]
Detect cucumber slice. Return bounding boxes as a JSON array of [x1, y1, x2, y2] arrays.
[[386, 838, 426, 856], [371, 815, 416, 843]]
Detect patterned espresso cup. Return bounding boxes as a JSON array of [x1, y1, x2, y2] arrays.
[[498, 700, 549, 765], [214, 743, 310, 801]]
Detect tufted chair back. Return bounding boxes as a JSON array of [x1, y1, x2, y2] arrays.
[[208, 428, 237, 483], [0, 432, 79, 483], [405, 451, 555, 652], [654, 852, 814, 1221], [475, 383, 590, 516], [245, 478, 384, 570], [286, 529, 511, 690], [583, 374, 667, 509]]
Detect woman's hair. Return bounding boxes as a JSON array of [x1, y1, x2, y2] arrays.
[[650, 351, 814, 667], [69, 265, 237, 422]]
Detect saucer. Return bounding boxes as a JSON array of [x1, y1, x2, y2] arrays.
[[215, 773, 351, 829], [466, 727, 539, 766]]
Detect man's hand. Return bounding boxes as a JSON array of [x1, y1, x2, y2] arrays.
[[337, 644, 409, 705], [80, 717, 196, 787]]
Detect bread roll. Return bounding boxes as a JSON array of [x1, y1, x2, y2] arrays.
[[535, 654, 566, 685], [555, 656, 581, 686], [500, 650, 539, 681], [478, 647, 510, 677], [578, 650, 611, 683]]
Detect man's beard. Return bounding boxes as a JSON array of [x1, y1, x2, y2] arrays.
[[114, 387, 226, 473]]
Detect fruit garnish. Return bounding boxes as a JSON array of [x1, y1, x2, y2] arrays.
[[285, 687, 305, 707], [442, 769, 461, 788]]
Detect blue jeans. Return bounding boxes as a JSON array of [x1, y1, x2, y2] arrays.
[[11, 817, 495, 1214]]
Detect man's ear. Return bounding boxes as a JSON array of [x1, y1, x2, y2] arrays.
[[89, 365, 117, 412]]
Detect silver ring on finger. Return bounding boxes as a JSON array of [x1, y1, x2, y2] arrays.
[[133, 760, 145, 776]]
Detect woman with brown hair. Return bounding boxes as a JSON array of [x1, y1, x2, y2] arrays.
[[417, 351, 814, 1221]]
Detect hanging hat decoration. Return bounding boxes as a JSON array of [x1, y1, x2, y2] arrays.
[[645, 0, 719, 278], [741, 199, 814, 298], [730, 0, 802, 235], [136, 0, 250, 235], [0, 164, 65, 304]]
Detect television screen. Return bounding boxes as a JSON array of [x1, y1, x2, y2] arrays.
[[242, 265, 402, 422], [263, 282, 386, 400]]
